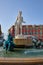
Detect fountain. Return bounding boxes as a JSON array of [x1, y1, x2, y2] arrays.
[[13, 11, 33, 46]]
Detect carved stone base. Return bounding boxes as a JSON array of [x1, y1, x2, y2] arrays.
[[0, 58, 43, 65]]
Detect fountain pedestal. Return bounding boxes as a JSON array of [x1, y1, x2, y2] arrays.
[[13, 34, 32, 47]]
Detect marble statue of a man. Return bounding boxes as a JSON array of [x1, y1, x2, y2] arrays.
[[15, 11, 25, 36]]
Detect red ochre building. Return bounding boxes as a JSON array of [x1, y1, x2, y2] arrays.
[[9, 25, 43, 41]]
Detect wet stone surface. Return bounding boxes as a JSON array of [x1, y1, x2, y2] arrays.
[[0, 47, 43, 58]]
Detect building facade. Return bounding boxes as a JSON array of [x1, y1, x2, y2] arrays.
[[9, 25, 43, 41]]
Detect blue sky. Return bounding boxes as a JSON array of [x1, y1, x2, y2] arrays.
[[0, 0, 43, 34]]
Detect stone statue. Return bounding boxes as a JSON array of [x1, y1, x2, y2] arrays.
[[15, 11, 25, 36]]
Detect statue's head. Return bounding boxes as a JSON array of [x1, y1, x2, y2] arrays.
[[18, 11, 22, 16]]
